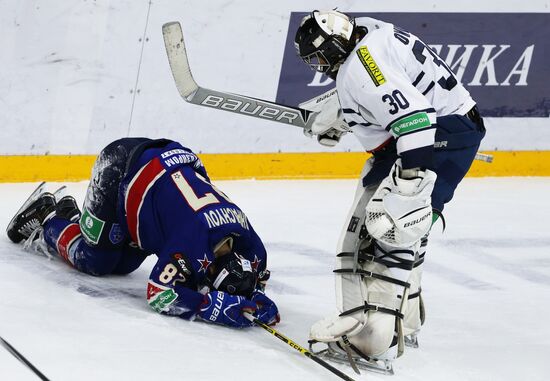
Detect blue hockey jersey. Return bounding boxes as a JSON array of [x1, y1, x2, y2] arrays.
[[117, 142, 268, 319]]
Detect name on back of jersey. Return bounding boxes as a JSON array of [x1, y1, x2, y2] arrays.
[[203, 207, 250, 230], [161, 149, 199, 168]]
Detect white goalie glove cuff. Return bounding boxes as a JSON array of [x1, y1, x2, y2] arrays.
[[365, 161, 437, 247], [299, 88, 350, 146]]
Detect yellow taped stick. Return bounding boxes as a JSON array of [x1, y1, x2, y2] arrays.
[[243, 313, 356, 381]]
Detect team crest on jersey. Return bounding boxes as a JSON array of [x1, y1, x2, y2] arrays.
[[356, 46, 386, 87], [108, 223, 124, 245], [251, 255, 262, 271], [197, 254, 212, 273]]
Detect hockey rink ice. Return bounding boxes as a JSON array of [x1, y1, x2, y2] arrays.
[[1, 177, 549, 381]]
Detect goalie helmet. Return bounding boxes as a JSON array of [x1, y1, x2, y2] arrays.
[[295, 10, 356, 79], [208, 252, 257, 298]]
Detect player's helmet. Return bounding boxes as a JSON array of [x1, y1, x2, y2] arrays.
[[295, 10, 356, 79], [209, 252, 257, 298]]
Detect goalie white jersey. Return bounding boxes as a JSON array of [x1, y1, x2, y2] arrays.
[[336, 17, 475, 166]]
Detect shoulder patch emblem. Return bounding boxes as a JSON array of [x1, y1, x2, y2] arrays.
[[356, 46, 386, 87], [108, 223, 125, 245]]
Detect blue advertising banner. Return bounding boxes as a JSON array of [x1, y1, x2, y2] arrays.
[[276, 13, 550, 117]]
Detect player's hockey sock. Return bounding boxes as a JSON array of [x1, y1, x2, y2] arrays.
[[43, 217, 81, 265]]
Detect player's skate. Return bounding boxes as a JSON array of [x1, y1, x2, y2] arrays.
[[55, 195, 81, 222], [6, 182, 56, 243]]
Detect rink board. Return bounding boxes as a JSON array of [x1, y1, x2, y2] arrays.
[[0, 151, 548, 182]]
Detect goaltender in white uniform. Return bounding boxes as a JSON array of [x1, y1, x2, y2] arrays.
[[295, 10, 485, 374]]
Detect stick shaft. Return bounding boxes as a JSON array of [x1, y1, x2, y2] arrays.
[[244, 314, 356, 381], [0, 336, 50, 381]]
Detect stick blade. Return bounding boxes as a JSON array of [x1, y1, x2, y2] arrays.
[[162, 21, 199, 100]]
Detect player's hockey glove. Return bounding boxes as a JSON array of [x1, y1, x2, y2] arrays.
[[251, 289, 280, 326], [199, 291, 256, 328]]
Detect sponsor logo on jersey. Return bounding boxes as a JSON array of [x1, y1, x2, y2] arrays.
[[79, 208, 105, 245], [203, 207, 250, 230], [149, 288, 178, 313], [172, 253, 192, 275], [390, 112, 431, 135], [356, 46, 386, 87]]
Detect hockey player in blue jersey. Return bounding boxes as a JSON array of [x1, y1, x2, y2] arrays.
[[6, 138, 279, 328]]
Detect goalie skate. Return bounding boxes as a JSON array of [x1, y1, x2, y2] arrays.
[[309, 341, 394, 375]]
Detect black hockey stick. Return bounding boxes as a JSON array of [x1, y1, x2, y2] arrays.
[[243, 313, 356, 381], [162, 22, 317, 130], [0, 336, 50, 381]]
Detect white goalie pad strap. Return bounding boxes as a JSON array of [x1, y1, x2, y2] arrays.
[[402, 261, 425, 336], [374, 240, 420, 284], [335, 255, 369, 322]]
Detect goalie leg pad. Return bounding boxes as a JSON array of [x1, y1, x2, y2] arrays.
[[310, 159, 426, 362], [335, 159, 377, 323], [312, 244, 417, 358]]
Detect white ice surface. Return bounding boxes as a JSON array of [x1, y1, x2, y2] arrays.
[[1, 178, 550, 381]]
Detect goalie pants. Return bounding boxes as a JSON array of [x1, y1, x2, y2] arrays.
[[364, 109, 486, 210], [335, 110, 485, 357]]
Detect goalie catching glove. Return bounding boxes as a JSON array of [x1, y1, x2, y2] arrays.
[[365, 160, 437, 247], [299, 88, 350, 147]]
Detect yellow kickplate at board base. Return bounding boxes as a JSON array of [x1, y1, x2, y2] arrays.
[[0, 151, 548, 182]]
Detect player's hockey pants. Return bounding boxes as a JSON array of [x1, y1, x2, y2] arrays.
[[43, 138, 160, 275]]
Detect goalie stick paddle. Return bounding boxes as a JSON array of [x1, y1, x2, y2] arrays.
[[243, 313, 356, 381], [162, 22, 316, 130], [0, 336, 50, 381]]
